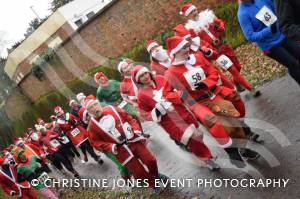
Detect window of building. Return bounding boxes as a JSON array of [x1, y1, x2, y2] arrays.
[[86, 11, 95, 19], [74, 19, 83, 27]]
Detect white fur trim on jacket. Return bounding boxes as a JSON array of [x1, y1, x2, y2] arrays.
[[180, 124, 196, 145]]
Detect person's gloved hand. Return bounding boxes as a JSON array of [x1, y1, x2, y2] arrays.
[[271, 23, 278, 33], [195, 82, 208, 90]]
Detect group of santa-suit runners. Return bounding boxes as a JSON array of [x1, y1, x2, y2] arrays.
[[1, 3, 268, 198]]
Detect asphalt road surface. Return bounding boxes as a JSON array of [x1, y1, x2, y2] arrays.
[[54, 75, 300, 199]]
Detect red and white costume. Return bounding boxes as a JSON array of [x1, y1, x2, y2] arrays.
[[56, 113, 88, 147], [120, 76, 139, 102], [146, 40, 172, 76], [135, 68, 212, 160], [87, 105, 157, 187], [163, 36, 245, 147], [0, 157, 37, 199], [173, 24, 235, 89], [184, 7, 253, 90]]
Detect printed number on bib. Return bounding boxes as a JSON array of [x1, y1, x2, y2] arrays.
[[50, 139, 60, 149], [60, 136, 69, 144], [37, 172, 49, 185], [255, 6, 277, 27], [118, 100, 128, 109], [71, 128, 80, 137], [184, 67, 206, 90], [216, 55, 233, 70], [123, 122, 134, 140]]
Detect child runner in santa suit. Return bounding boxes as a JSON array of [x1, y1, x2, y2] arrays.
[[182, 3, 261, 96], [0, 155, 38, 199], [133, 65, 220, 171], [85, 98, 169, 194], [163, 36, 260, 168], [54, 106, 104, 165], [173, 24, 235, 90], [146, 41, 172, 76], [14, 148, 59, 199]]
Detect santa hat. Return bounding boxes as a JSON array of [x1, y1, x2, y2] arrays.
[[132, 65, 150, 83], [54, 106, 64, 116], [117, 59, 133, 73], [76, 93, 86, 102], [166, 36, 189, 56], [84, 98, 99, 111], [180, 3, 197, 16], [94, 72, 105, 83], [173, 24, 192, 39], [146, 40, 160, 53], [68, 99, 76, 106]]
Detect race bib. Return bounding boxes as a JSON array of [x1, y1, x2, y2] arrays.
[[123, 122, 134, 140], [37, 172, 49, 185], [60, 136, 70, 144], [184, 67, 206, 90], [216, 55, 233, 70], [71, 128, 80, 137], [255, 6, 277, 27], [50, 139, 60, 149]]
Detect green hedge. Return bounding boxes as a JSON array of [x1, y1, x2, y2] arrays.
[[9, 2, 246, 136]]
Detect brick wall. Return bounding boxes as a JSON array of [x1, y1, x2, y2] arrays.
[[18, 0, 231, 101]]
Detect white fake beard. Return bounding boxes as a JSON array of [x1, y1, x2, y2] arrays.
[[185, 9, 216, 32], [152, 48, 169, 62]]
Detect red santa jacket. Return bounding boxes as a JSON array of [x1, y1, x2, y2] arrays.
[[185, 10, 225, 47], [120, 77, 138, 101], [56, 113, 88, 147], [40, 130, 62, 154], [163, 53, 221, 105], [87, 106, 143, 154], [0, 164, 31, 197], [137, 75, 199, 144]]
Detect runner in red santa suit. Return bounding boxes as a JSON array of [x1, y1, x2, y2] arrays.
[[133, 65, 220, 171], [173, 24, 235, 90], [146, 40, 172, 76], [39, 125, 80, 177], [0, 156, 38, 199], [85, 98, 169, 194], [54, 106, 104, 164], [163, 36, 260, 167], [181, 3, 261, 96]]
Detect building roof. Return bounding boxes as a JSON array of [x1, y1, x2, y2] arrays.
[[4, 12, 66, 79]]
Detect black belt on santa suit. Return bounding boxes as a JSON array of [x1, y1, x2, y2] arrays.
[[187, 86, 217, 106]]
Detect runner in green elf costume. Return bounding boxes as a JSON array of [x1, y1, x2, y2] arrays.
[[14, 148, 59, 199]]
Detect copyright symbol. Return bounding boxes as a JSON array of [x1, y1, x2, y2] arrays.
[[31, 179, 39, 187]]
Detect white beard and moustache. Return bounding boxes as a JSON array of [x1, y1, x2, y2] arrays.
[[185, 9, 216, 33], [151, 47, 169, 62]]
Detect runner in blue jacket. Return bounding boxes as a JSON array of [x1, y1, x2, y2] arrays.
[[238, 0, 300, 86]]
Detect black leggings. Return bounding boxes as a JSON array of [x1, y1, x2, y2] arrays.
[[267, 38, 300, 85], [79, 140, 99, 160], [63, 140, 81, 158], [50, 149, 75, 173]]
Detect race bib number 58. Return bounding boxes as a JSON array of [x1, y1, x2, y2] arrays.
[[255, 6, 277, 27], [184, 67, 206, 90]]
